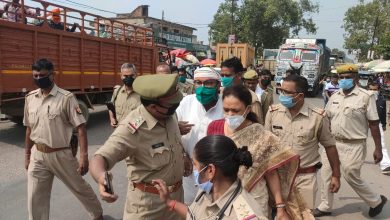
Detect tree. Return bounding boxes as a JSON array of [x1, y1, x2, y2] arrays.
[[343, 0, 390, 61], [209, 0, 319, 57]]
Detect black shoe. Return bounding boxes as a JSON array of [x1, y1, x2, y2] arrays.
[[312, 208, 332, 217], [369, 195, 387, 217]]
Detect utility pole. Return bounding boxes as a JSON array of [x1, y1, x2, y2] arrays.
[[230, 0, 236, 35]]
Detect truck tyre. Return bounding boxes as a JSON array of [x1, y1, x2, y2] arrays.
[[77, 100, 90, 123]]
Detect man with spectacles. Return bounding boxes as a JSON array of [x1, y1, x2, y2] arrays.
[[175, 67, 224, 204], [265, 74, 341, 212], [108, 63, 140, 128], [316, 64, 387, 217]]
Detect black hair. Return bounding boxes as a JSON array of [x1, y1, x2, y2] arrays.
[[331, 74, 338, 79], [283, 74, 309, 94], [221, 57, 244, 74], [285, 69, 295, 75], [32, 58, 54, 72], [260, 69, 272, 76], [171, 66, 178, 73], [368, 81, 380, 88], [194, 135, 252, 182], [222, 85, 259, 123]]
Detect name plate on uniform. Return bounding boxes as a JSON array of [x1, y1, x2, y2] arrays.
[[151, 142, 165, 149], [272, 125, 283, 130]]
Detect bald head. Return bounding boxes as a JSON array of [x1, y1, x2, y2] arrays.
[[156, 64, 171, 74]]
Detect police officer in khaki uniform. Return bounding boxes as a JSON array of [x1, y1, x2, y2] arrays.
[[220, 57, 264, 124], [24, 59, 103, 220], [265, 74, 341, 210], [316, 64, 387, 217], [90, 74, 191, 220], [153, 135, 268, 220], [108, 63, 141, 127]]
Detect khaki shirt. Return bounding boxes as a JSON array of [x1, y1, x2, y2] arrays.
[[178, 81, 194, 96], [23, 84, 85, 148], [265, 102, 335, 168], [111, 85, 141, 122], [188, 181, 267, 220], [261, 87, 274, 120], [325, 86, 379, 140], [249, 90, 264, 125], [95, 105, 184, 185]]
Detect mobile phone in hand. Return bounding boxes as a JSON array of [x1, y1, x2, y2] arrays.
[[104, 171, 113, 194]]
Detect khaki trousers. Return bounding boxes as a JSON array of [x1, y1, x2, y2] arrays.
[[294, 173, 317, 209], [27, 146, 102, 220], [318, 141, 382, 212], [124, 183, 184, 220]]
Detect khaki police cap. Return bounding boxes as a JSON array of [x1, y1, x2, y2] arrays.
[[243, 70, 258, 80], [337, 64, 358, 74], [133, 74, 183, 104]]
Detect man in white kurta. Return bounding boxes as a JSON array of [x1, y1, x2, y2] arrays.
[[176, 67, 224, 204]]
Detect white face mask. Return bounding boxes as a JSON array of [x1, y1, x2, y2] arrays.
[[224, 108, 248, 130]]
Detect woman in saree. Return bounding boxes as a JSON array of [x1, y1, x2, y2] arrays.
[[207, 85, 313, 220]]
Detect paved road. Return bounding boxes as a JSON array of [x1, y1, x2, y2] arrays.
[[0, 94, 389, 220]]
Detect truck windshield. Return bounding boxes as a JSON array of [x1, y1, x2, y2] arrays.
[[279, 49, 295, 60], [301, 50, 317, 62]]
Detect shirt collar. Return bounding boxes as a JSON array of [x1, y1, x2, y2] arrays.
[[255, 84, 264, 94], [203, 180, 240, 216], [35, 84, 58, 98], [339, 85, 359, 97], [140, 105, 158, 130], [278, 100, 309, 117]]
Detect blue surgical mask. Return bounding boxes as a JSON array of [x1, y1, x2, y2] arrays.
[[193, 165, 213, 194], [339, 79, 354, 90], [279, 94, 296, 108], [221, 76, 234, 87]]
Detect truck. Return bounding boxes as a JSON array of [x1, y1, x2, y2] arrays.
[[274, 39, 331, 96], [215, 43, 255, 68], [0, 0, 168, 124]]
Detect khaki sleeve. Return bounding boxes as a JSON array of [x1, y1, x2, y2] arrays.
[[318, 114, 336, 147], [252, 101, 264, 125], [264, 109, 272, 131], [366, 94, 379, 121], [111, 86, 120, 103], [23, 97, 30, 127], [95, 124, 136, 170], [66, 95, 86, 128]]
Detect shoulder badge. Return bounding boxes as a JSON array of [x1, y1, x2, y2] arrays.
[[127, 116, 145, 134], [26, 89, 39, 97], [269, 104, 281, 112], [233, 194, 257, 220], [311, 107, 326, 117], [75, 106, 83, 115], [113, 85, 121, 89]]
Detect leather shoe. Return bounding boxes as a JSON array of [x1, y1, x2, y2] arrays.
[[369, 195, 387, 217], [312, 208, 331, 217]]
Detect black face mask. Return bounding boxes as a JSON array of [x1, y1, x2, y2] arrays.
[[260, 79, 271, 87], [34, 75, 53, 89], [123, 76, 135, 87], [156, 103, 180, 116]]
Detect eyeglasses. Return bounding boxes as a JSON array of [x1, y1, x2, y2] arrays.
[[194, 79, 219, 88], [279, 89, 299, 96]]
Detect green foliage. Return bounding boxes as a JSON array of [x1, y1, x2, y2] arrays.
[[209, 0, 319, 57], [343, 0, 390, 61]]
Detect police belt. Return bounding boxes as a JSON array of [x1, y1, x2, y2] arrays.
[[335, 138, 365, 144], [133, 180, 182, 194], [35, 143, 69, 153]]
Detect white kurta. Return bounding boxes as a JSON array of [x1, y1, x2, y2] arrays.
[[176, 94, 224, 204]]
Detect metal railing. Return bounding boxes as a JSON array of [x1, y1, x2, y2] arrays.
[[0, 0, 154, 46]]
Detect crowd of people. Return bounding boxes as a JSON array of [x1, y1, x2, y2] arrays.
[[23, 56, 389, 220]]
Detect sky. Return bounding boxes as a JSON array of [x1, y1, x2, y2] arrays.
[[23, 0, 361, 50]]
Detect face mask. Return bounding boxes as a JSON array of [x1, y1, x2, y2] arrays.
[[279, 94, 296, 108], [359, 79, 368, 87], [34, 75, 53, 89], [156, 103, 180, 116], [123, 76, 135, 87], [339, 79, 354, 90], [225, 108, 248, 130], [260, 79, 271, 87], [194, 166, 213, 194], [195, 87, 218, 105], [221, 76, 234, 87], [178, 76, 186, 83], [326, 79, 330, 83], [372, 91, 379, 100]]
